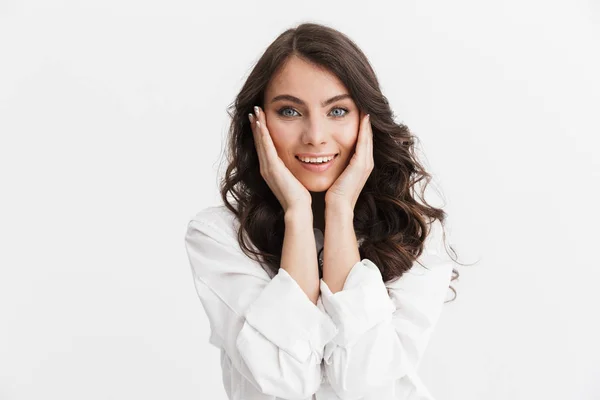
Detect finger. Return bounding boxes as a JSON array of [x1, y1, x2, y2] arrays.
[[366, 113, 373, 167], [357, 112, 370, 158], [254, 106, 279, 161], [249, 112, 267, 166], [357, 112, 373, 170]]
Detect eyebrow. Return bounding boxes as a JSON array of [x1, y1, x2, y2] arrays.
[[269, 94, 352, 108]]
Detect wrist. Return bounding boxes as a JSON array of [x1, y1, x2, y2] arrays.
[[284, 206, 313, 226], [325, 200, 354, 220]]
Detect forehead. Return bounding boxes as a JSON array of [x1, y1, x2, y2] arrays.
[[265, 56, 349, 101]]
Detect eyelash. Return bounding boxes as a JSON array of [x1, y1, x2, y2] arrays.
[[276, 106, 350, 119]]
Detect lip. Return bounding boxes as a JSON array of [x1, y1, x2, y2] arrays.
[[296, 154, 338, 173], [296, 153, 338, 158]]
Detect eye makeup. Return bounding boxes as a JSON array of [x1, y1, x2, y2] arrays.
[[275, 106, 350, 118]]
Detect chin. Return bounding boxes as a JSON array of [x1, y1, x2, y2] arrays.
[[299, 178, 333, 193]]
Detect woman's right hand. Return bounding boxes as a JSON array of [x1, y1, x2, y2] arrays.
[[249, 106, 312, 214]]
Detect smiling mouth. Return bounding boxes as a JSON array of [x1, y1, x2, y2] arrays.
[[295, 154, 339, 164]]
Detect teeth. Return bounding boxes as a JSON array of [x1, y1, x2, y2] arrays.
[[298, 155, 335, 163]]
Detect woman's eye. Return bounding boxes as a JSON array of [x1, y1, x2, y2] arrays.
[[330, 107, 349, 118], [278, 107, 299, 117], [276, 106, 349, 118]]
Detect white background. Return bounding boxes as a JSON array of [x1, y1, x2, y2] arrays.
[[1, 0, 599, 399]]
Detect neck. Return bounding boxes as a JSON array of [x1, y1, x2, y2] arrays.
[[310, 191, 326, 231]]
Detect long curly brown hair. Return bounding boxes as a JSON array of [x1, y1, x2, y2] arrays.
[[219, 22, 465, 302]]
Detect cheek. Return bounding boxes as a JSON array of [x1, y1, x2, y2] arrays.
[[265, 121, 293, 156], [336, 124, 360, 151]]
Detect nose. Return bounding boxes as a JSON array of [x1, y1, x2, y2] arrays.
[[301, 115, 327, 145]]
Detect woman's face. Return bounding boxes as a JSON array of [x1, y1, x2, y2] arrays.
[[263, 56, 360, 193]]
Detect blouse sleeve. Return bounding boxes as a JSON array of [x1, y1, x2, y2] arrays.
[[184, 216, 339, 400], [318, 222, 454, 400]]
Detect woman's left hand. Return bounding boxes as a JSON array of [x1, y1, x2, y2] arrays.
[[325, 111, 374, 210]]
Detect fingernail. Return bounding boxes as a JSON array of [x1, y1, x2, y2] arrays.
[[366, 114, 370, 119], [248, 113, 254, 122], [254, 106, 260, 116]]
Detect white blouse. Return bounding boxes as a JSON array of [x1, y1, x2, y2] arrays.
[[184, 204, 454, 400]]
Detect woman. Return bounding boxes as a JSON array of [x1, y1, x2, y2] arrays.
[[184, 22, 461, 400]]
